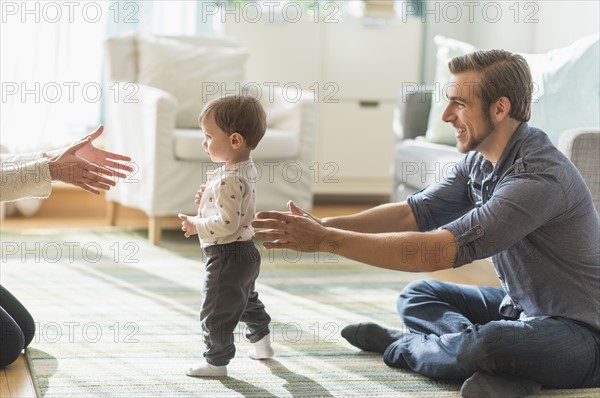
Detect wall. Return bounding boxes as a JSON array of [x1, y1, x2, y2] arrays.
[[532, 0, 599, 52], [217, 5, 425, 195]]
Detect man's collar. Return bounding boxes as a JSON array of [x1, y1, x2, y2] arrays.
[[485, 122, 529, 173]]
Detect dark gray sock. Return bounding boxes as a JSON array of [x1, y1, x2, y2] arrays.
[[461, 372, 542, 398], [341, 322, 404, 353]]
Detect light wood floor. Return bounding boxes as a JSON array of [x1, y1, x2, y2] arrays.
[[1, 356, 36, 398], [0, 187, 498, 397]]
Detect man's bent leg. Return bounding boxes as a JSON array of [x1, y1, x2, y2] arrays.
[[383, 279, 505, 369], [384, 317, 600, 389], [397, 279, 506, 336]]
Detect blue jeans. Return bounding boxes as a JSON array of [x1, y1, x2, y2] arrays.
[[383, 280, 600, 388]]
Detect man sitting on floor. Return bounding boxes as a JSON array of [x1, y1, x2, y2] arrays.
[[252, 49, 600, 397]]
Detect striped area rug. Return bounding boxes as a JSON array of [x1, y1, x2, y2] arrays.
[[1, 229, 598, 397]]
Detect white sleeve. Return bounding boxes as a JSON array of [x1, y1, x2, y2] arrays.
[[0, 153, 52, 202]]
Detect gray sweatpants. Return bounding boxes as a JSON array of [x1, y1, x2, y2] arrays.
[[201, 241, 271, 366]]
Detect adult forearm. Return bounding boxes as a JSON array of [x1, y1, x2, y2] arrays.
[[253, 206, 453, 271], [322, 202, 419, 233], [0, 157, 52, 202], [322, 228, 456, 272]]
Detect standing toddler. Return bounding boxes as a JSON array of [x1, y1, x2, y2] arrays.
[[179, 95, 273, 377]]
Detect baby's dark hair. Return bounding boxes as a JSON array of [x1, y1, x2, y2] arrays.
[[199, 95, 267, 149]]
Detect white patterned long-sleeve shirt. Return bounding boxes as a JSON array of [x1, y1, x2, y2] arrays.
[[0, 153, 52, 202], [195, 159, 257, 248]]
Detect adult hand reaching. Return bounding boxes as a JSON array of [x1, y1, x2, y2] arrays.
[[46, 125, 133, 195], [72, 125, 133, 178], [252, 200, 333, 252], [286, 201, 323, 225], [48, 137, 117, 195]]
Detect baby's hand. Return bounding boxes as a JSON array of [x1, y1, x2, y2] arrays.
[[178, 213, 199, 238], [195, 185, 207, 205]]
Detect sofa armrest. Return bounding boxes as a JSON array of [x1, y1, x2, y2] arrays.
[[558, 128, 600, 212], [393, 87, 433, 142]]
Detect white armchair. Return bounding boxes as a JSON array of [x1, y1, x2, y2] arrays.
[[103, 34, 317, 244]]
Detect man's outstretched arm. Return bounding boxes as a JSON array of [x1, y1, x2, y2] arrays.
[[253, 209, 456, 273], [321, 201, 420, 234], [287, 200, 419, 234]]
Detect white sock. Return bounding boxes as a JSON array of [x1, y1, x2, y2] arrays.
[[185, 360, 227, 377], [247, 335, 275, 360]]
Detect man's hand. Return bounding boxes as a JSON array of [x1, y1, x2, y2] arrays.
[[287, 201, 324, 225], [253, 201, 333, 252], [48, 137, 117, 195], [73, 125, 133, 178], [178, 213, 199, 238]]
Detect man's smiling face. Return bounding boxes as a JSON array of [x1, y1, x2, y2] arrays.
[[442, 70, 497, 154]]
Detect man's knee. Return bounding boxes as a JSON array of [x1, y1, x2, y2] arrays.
[[397, 279, 446, 318]]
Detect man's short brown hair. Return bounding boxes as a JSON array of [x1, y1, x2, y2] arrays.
[[449, 49, 533, 122], [199, 95, 267, 149]]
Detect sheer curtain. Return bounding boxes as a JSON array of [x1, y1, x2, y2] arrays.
[[0, 1, 214, 153], [1, 2, 107, 152]]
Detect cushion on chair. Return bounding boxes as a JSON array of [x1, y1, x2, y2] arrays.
[[394, 139, 464, 190], [424, 36, 476, 146], [425, 34, 600, 145], [527, 35, 599, 143], [173, 128, 301, 161], [136, 35, 249, 129]]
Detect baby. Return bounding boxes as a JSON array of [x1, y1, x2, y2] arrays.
[[178, 95, 273, 377]]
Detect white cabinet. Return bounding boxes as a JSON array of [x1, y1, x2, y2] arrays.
[[221, 12, 424, 196], [323, 18, 423, 100], [318, 101, 397, 194], [219, 18, 325, 91]]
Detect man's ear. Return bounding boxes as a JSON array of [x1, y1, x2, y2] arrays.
[[230, 132, 245, 149], [492, 96, 511, 122]]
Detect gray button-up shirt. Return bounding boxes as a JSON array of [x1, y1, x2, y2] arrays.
[[408, 122, 600, 330]]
